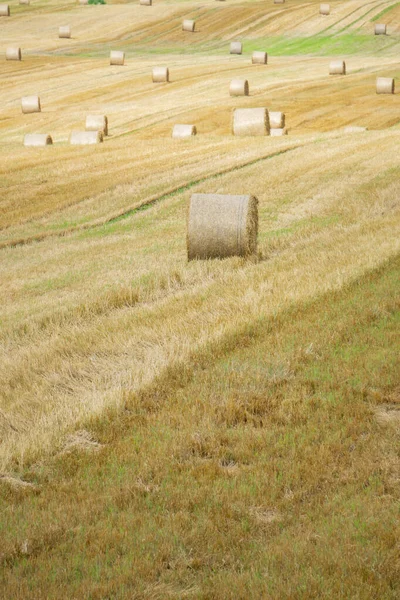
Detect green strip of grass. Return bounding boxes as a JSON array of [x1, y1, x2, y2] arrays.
[[371, 2, 400, 22]]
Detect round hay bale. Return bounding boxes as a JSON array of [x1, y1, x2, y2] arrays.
[[24, 134, 53, 147], [229, 79, 249, 97], [274, 0, 285, 4], [19, 0, 30, 5], [329, 60, 346, 75], [152, 66, 169, 82], [320, 3, 330, 15], [374, 24, 387, 35], [110, 51, 125, 66], [70, 131, 103, 145], [376, 77, 395, 94], [269, 111, 285, 128], [59, 26, 71, 39], [6, 47, 21, 61], [232, 108, 270, 137], [78, 0, 89, 4], [0, 4, 10, 16], [140, 0, 152, 5], [21, 96, 41, 114], [343, 126, 367, 133], [270, 128, 287, 136], [86, 115, 108, 136], [187, 194, 258, 260], [252, 51, 267, 64], [230, 41, 242, 55], [182, 19, 195, 32], [172, 124, 197, 138]]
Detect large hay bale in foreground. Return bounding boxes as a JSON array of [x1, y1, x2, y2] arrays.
[[320, 3, 330, 15], [172, 124, 197, 138], [86, 115, 108, 136], [329, 60, 346, 75], [110, 51, 125, 66], [70, 131, 103, 145], [140, 0, 152, 5], [182, 19, 195, 32], [232, 108, 270, 136], [374, 24, 387, 35], [376, 77, 395, 94], [6, 47, 21, 61], [0, 4, 10, 16], [252, 51, 267, 64], [21, 96, 41, 113], [270, 128, 287, 136], [230, 41, 242, 55], [152, 66, 169, 82], [24, 134, 53, 147], [269, 111, 285, 128], [187, 194, 258, 260], [59, 26, 71, 39], [229, 79, 249, 96]]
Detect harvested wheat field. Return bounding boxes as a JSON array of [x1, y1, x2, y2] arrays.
[[0, 0, 399, 597]]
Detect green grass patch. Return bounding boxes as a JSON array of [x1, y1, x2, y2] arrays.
[[371, 2, 400, 22]]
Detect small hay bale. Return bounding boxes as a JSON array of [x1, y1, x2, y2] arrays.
[[6, 47, 21, 61], [252, 51, 267, 64], [187, 193, 258, 260], [110, 50, 125, 66], [19, 0, 30, 4], [78, 0, 89, 4], [70, 131, 103, 145], [329, 60, 346, 75], [343, 126, 367, 133], [0, 4, 10, 16], [232, 108, 270, 136], [86, 115, 108, 136], [152, 66, 169, 82], [376, 77, 395, 94], [59, 26, 71, 39], [270, 128, 287, 136], [269, 111, 285, 128], [320, 3, 330, 15], [140, 0, 152, 4], [229, 79, 249, 97], [182, 19, 195, 32], [24, 134, 53, 147], [21, 96, 41, 114], [230, 41, 242, 55], [374, 24, 387, 35], [172, 124, 197, 138], [274, 0, 285, 4]]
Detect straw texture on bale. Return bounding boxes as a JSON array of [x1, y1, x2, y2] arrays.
[[374, 24, 387, 35], [24, 134, 53, 147], [320, 3, 330, 15], [229, 79, 249, 97], [86, 115, 108, 136], [182, 19, 195, 32], [0, 4, 10, 16], [21, 96, 41, 114], [329, 60, 346, 75], [140, 0, 152, 4], [269, 111, 285, 128], [230, 41, 242, 55], [343, 126, 367, 133], [376, 77, 395, 94], [110, 51, 125, 66], [6, 47, 21, 61], [270, 128, 287, 136], [152, 66, 169, 82], [232, 108, 270, 137], [70, 131, 103, 145], [59, 26, 71, 39], [172, 124, 197, 138], [252, 51, 267, 64], [187, 194, 258, 260]]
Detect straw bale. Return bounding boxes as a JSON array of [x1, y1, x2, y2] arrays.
[[24, 134, 53, 147], [252, 51, 267, 64], [269, 111, 285, 128], [274, 0, 285, 3], [376, 77, 394, 94], [182, 19, 195, 32], [320, 3, 330, 15], [78, 0, 89, 4], [172, 124, 197, 138], [374, 24, 386, 35], [140, 0, 152, 4], [6, 47, 21, 61], [270, 128, 287, 136], [21, 96, 41, 114], [86, 115, 108, 136], [59, 26, 71, 39], [329, 60, 346, 75], [229, 79, 249, 97], [232, 108, 270, 136], [0, 4, 10, 16], [110, 50, 125, 66], [70, 131, 103, 145], [187, 194, 258, 260], [230, 41, 242, 55], [19, 0, 30, 4], [152, 66, 169, 82], [343, 126, 367, 133]]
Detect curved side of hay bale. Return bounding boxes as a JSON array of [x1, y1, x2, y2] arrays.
[[182, 19, 195, 32], [140, 0, 152, 5], [329, 60, 346, 75], [376, 77, 394, 94], [85, 115, 108, 136], [152, 66, 169, 82], [374, 24, 387, 35], [70, 131, 104, 145], [21, 96, 41, 114], [59, 26, 71, 39], [230, 41, 242, 55], [24, 134, 53, 147], [232, 108, 270, 137], [252, 51, 267, 64], [229, 79, 249, 97], [269, 111, 285, 128], [172, 124, 197, 138], [320, 3, 330, 15], [270, 128, 287, 136], [343, 126, 367, 133], [187, 194, 258, 260], [110, 51, 125, 66], [0, 4, 10, 16], [6, 47, 21, 61]]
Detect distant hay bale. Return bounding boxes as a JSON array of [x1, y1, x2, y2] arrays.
[[86, 115, 108, 136], [140, 0, 152, 4], [232, 108, 270, 136], [230, 41, 242, 55], [343, 126, 367, 133], [252, 51, 267, 64], [24, 134, 53, 147], [110, 50, 125, 66], [6, 47, 21, 61], [19, 0, 30, 4], [21, 96, 41, 114], [229, 79, 249, 96], [152, 66, 169, 82], [0, 4, 10, 16], [274, 0, 285, 3], [182, 19, 195, 32], [374, 24, 387, 35], [187, 193, 258, 260], [376, 77, 395, 94], [320, 3, 330, 15], [329, 60, 346, 75], [172, 124, 197, 138], [78, 0, 89, 4], [59, 26, 71, 39], [70, 131, 104, 145], [269, 111, 285, 128], [270, 128, 287, 136]]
